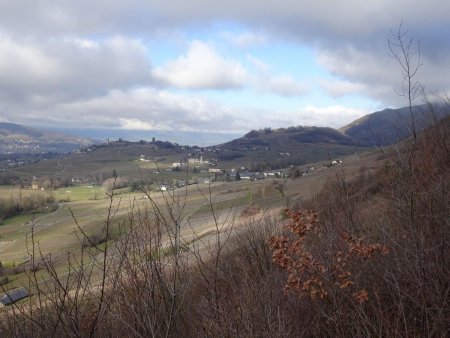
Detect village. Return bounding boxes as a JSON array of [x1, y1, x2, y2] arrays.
[[0, 135, 346, 198], [138, 151, 343, 192]]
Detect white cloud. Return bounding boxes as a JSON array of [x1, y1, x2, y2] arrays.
[[152, 41, 248, 89], [118, 118, 170, 131], [248, 56, 308, 97], [319, 79, 365, 98], [261, 74, 308, 97], [300, 105, 370, 128], [0, 0, 449, 135], [153, 41, 308, 97], [2, 84, 369, 135], [260, 105, 370, 129], [12, 88, 251, 134], [221, 31, 268, 48]]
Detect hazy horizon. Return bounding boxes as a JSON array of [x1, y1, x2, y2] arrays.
[[47, 127, 243, 147]]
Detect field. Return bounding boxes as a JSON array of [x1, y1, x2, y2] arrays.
[[0, 185, 106, 202], [0, 149, 381, 292]]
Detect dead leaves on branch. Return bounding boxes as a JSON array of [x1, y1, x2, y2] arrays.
[[268, 209, 388, 304]]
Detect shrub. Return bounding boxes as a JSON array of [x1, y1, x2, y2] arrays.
[[0, 192, 55, 220]]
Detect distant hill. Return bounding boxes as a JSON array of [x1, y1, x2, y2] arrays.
[[211, 103, 449, 169], [2, 103, 449, 179], [0, 122, 93, 154], [0, 139, 190, 183], [230, 126, 358, 147], [341, 104, 450, 146], [213, 126, 365, 169]]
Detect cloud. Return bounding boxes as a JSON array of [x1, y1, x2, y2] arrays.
[[152, 41, 248, 89], [3, 1, 449, 43], [118, 118, 171, 131], [248, 56, 308, 97], [315, 41, 450, 105], [4, 88, 251, 134], [260, 105, 370, 129], [259, 74, 308, 97], [300, 105, 370, 128], [0, 34, 154, 103], [221, 31, 268, 48], [0, 0, 449, 136], [1, 85, 366, 135], [319, 79, 366, 98], [153, 42, 308, 96]]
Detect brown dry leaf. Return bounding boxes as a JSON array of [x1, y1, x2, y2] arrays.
[[353, 289, 369, 304]]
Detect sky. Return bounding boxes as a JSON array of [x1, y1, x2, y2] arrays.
[[0, 1, 449, 144]]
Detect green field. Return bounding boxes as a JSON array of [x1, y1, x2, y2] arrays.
[[1, 213, 34, 226], [0, 184, 133, 204], [52, 185, 107, 201], [0, 176, 283, 271]]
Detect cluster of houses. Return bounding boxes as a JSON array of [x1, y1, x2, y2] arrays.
[[226, 169, 286, 181], [137, 144, 346, 191]]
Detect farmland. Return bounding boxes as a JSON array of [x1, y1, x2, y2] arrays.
[[0, 149, 381, 291]]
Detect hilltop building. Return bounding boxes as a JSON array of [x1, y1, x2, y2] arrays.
[[31, 176, 40, 190], [188, 155, 208, 164]]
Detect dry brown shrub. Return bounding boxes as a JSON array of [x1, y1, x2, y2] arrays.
[[240, 205, 261, 217], [269, 209, 388, 304]]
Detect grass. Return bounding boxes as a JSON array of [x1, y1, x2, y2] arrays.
[[0, 260, 25, 269], [0, 214, 32, 226], [52, 185, 106, 202], [0, 185, 133, 206], [192, 195, 249, 215], [0, 186, 52, 199]]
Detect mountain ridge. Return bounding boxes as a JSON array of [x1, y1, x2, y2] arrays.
[[0, 122, 93, 154], [1, 103, 448, 156], [340, 103, 449, 146], [223, 103, 450, 150]]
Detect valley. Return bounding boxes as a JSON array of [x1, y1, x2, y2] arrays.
[[0, 145, 380, 290], [0, 109, 447, 338]]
